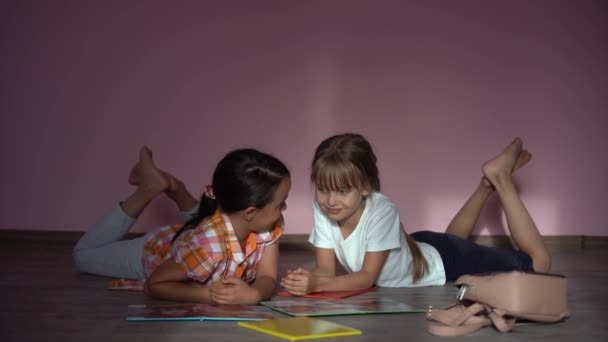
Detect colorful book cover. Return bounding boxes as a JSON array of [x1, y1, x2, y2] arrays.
[[127, 303, 275, 321], [276, 287, 375, 299], [108, 279, 144, 291], [238, 316, 362, 341], [261, 297, 424, 317]]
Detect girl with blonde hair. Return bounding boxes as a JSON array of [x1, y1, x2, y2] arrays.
[[281, 133, 550, 294]]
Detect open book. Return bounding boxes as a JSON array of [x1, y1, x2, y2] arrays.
[[276, 287, 375, 299], [261, 297, 424, 317], [127, 303, 275, 321]]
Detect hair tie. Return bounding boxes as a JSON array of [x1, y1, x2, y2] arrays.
[[202, 184, 216, 199]]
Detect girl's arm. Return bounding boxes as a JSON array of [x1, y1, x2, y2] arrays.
[[311, 247, 337, 276], [248, 242, 279, 301], [200, 242, 280, 305], [281, 247, 334, 295], [144, 259, 213, 303], [312, 250, 389, 292], [281, 248, 389, 294], [147, 243, 280, 304]]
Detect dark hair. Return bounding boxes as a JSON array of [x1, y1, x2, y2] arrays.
[[172, 148, 290, 242], [311, 133, 380, 192]]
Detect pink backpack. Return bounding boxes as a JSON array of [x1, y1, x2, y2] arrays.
[[426, 271, 570, 336]]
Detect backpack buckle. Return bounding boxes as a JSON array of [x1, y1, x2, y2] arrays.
[[457, 284, 469, 300]]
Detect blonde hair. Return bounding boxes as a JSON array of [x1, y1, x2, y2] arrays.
[[311, 133, 429, 283]]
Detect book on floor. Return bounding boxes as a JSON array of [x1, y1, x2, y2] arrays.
[[126, 303, 275, 321], [108, 279, 144, 291], [276, 287, 375, 299], [261, 297, 424, 317], [238, 316, 362, 341]]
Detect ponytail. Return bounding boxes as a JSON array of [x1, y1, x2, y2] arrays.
[[404, 230, 429, 283], [171, 195, 217, 242]]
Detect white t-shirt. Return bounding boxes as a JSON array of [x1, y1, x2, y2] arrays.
[[308, 192, 446, 287]]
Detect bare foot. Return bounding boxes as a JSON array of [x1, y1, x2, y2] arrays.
[[162, 171, 185, 200], [481, 148, 532, 188], [514, 149, 532, 171], [481, 138, 524, 189], [128, 146, 169, 196]]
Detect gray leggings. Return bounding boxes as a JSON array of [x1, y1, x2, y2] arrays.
[[73, 204, 198, 280]]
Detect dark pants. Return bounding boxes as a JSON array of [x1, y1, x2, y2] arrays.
[[411, 231, 534, 282]]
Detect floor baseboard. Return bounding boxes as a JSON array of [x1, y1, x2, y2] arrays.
[[1, 229, 606, 253]]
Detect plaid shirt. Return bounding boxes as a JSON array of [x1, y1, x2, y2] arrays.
[[141, 210, 283, 285]]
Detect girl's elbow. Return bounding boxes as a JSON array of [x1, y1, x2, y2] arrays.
[[252, 276, 276, 302], [259, 285, 275, 301], [360, 272, 378, 289], [144, 280, 163, 298], [361, 280, 375, 290], [143, 280, 151, 295]]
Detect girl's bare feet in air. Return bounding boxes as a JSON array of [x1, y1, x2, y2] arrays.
[[128, 146, 170, 197], [163, 172, 189, 202], [480, 139, 532, 190], [481, 138, 529, 191]]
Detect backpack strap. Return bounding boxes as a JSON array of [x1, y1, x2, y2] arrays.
[[426, 303, 492, 336], [427, 303, 520, 336], [487, 308, 516, 333]]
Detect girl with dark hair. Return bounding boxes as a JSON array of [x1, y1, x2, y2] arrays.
[[74, 147, 290, 304], [281, 133, 550, 295]]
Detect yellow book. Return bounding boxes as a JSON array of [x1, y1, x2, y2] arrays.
[[238, 316, 362, 341]]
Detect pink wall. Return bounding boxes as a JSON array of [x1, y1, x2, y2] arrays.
[[1, 1, 607, 236]]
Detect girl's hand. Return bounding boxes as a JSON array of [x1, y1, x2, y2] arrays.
[[209, 277, 260, 304], [280, 268, 316, 296]]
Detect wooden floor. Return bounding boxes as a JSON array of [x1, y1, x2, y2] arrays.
[[1, 238, 607, 341]]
